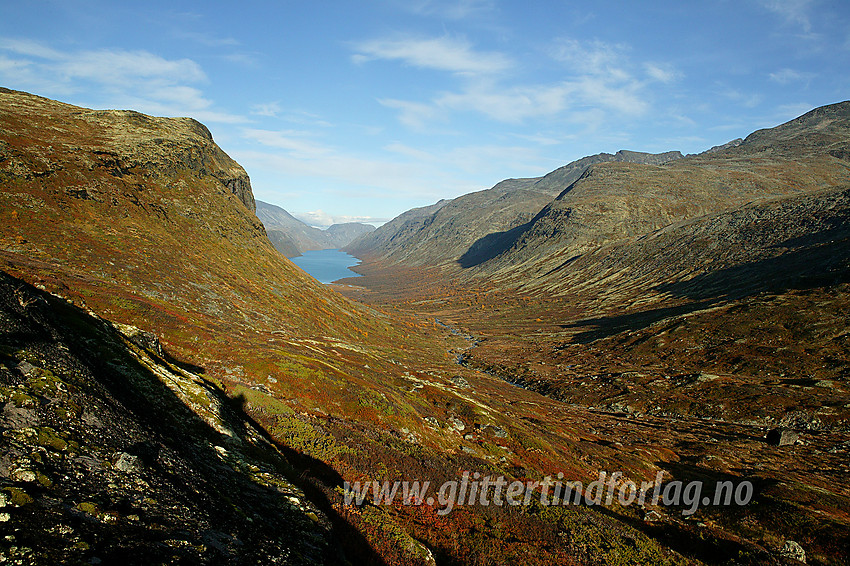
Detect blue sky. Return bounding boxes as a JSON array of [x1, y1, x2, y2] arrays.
[[1, 1, 848, 226]]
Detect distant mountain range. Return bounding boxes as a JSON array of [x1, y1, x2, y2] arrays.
[[347, 104, 850, 292], [256, 200, 374, 257], [345, 149, 684, 265], [460, 101, 850, 291], [344, 100, 850, 430]]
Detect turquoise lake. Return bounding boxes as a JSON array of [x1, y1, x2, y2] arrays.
[[289, 249, 363, 284]]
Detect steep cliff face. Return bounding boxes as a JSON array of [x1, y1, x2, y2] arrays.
[[0, 88, 463, 565], [0, 87, 356, 340]]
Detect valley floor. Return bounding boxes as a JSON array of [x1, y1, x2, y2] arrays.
[[335, 255, 850, 565]]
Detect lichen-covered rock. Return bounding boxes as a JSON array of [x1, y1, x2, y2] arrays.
[[0, 271, 338, 565], [767, 428, 800, 447], [780, 540, 807, 563]]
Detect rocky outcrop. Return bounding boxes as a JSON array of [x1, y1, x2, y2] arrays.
[[779, 540, 807, 563], [223, 176, 255, 213], [0, 271, 338, 565], [0, 88, 256, 213], [700, 138, 743, 154]]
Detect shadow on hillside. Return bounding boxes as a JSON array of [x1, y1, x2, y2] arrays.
[[457, 221, 532, 268], [0, 270, 387, 566], [630, 462, 777, 563], [560, 223, 850, 343], [160, 348, 206, 375], [657, 233, 850, 303], [558, 300, 718, 344]]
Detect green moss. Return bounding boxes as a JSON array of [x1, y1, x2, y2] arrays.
[[269, 413, 349, 462], [36, 427, 68, 451], [233, 385, 294, 417], [10, 390, 37, 408], [533, 505, 686, 565], [3, 487, 34, 507], [36, 472, 53, 488], [361, 506, 431, 561], [76, 501, 100, 516]]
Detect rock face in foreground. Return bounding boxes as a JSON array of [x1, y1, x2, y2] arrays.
[[0, 88, 397, 565], [0, 271, 337, 565]]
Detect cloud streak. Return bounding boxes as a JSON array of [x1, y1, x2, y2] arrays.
[[364, 36, 662, 128], [0, 37, 244, 123], [351, 35, 512, 75], [759, 0, 814, 32], [768, 68, 814, 84], [404, 0, 496, 20]]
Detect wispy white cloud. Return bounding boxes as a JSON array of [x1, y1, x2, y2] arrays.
[[383, 142, 436, 161], [378, 98, 444, 129], [511, 132, 566, 146], [644, 62, 680, 83], [0, 38, 65, 59], [237, 131, 553, 206], [759, 0, 814, 32], [768, 68, 814, 84], [570, 76, 647, 115], [0, 37, 209, 91], [241, 128, 332, 158], [550, 38, 628, 72], [719, 87, 764, 108], [775, 101, 815, 121], [371, 37, 655, 127], [236, 147, 452, 200], [405, 0, 496, 20], [292, 210, 390, 227], [174, 30, 240, 47], [250, 101, 282, 117], [383, 141, 549, 175], [57, 50, 206, 85], [434, 82, 572, 123], [0, 37, 245, 123], [443, 144, 553, 175], [221, 52, 260, 67], [293, 209, 335, 227], [351, 35, 512, 75]]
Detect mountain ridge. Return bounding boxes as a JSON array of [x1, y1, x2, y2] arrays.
[[2, 87, 708, 566], [464, 100, 850, 286], [346, 150, 684, 265], [256, 200, 374, 257]]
